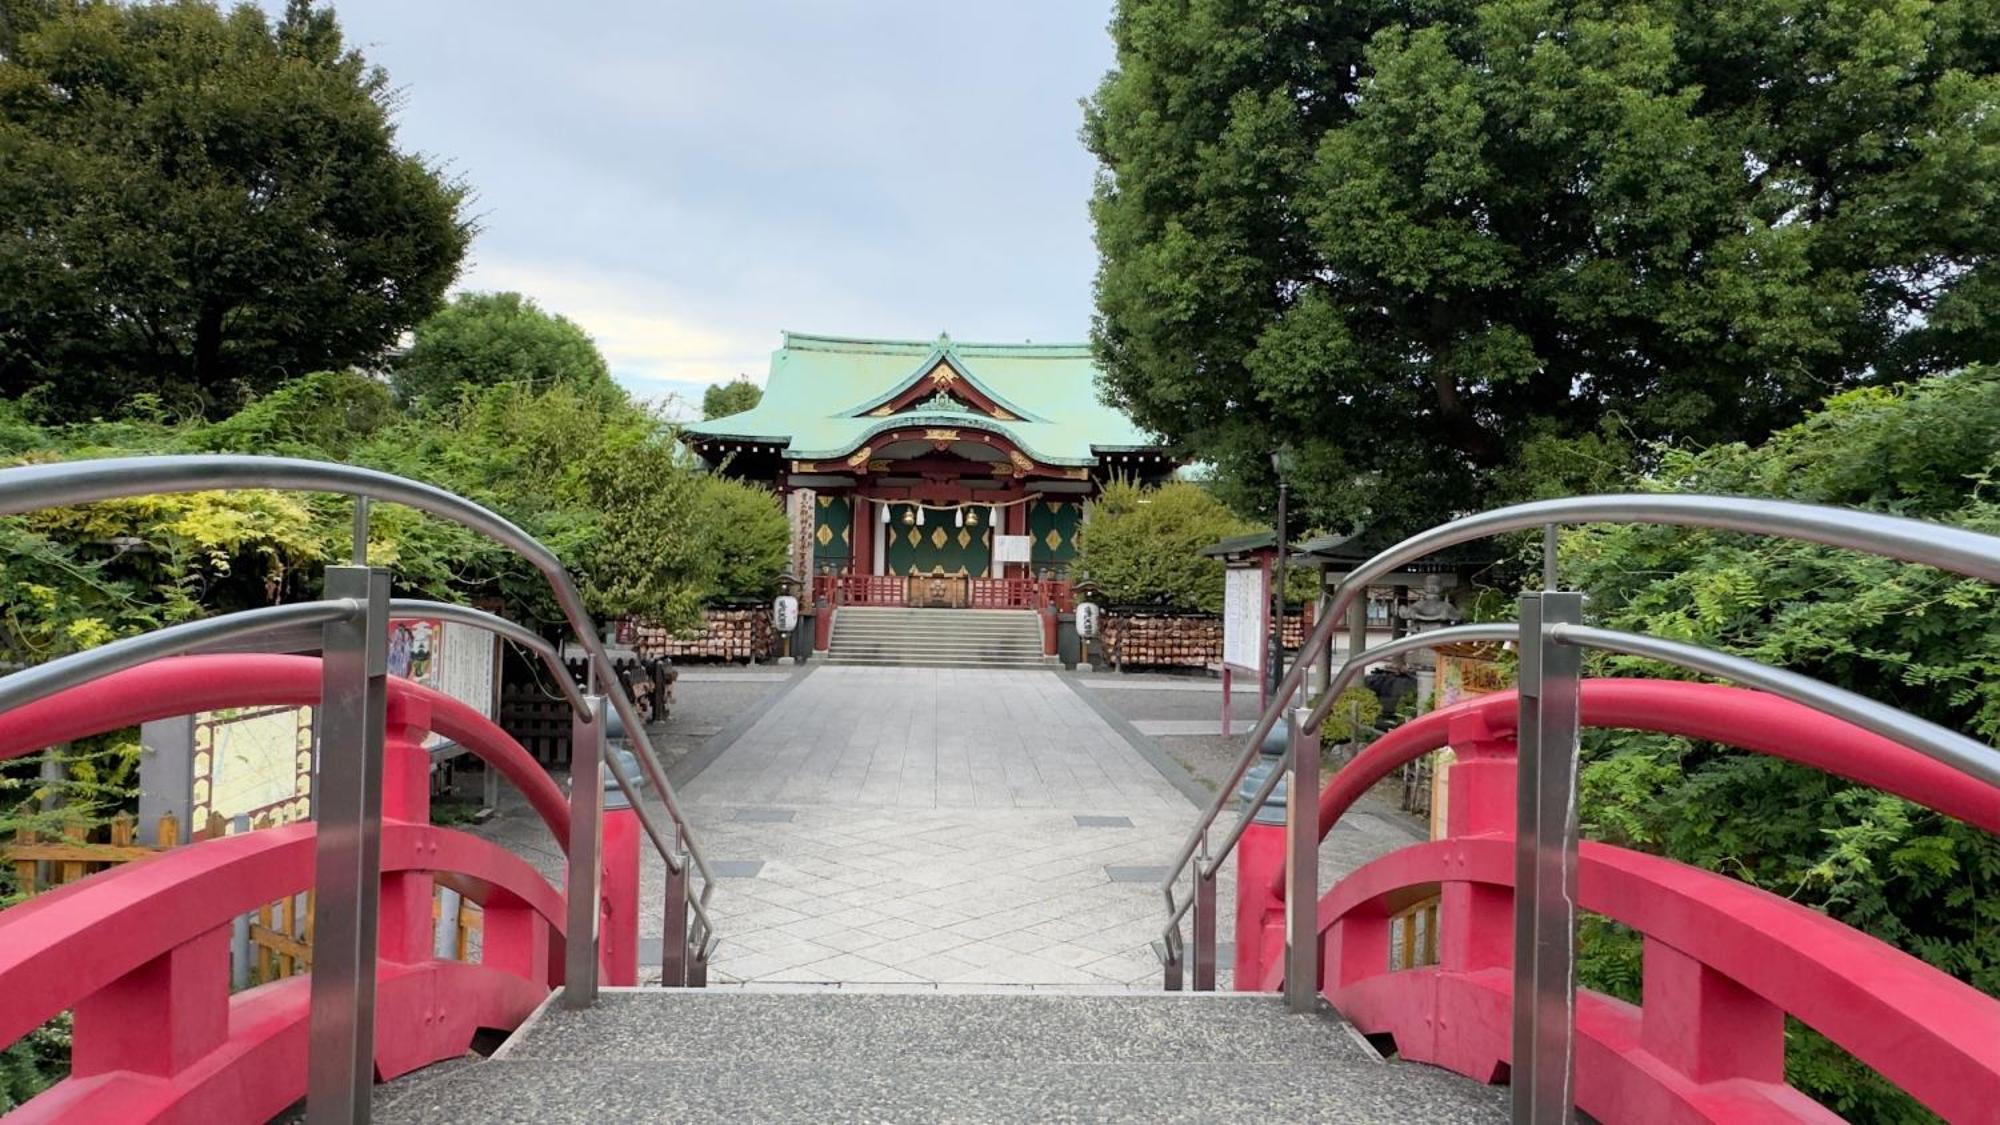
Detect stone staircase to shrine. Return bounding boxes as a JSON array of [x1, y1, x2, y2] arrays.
[[826, 606, 1050, 668], [372, 989, 1508, 1123]]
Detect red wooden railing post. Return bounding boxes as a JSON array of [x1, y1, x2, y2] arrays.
[[378, 694, 436, 965], [600, 800, 642, 987], [1232, 822, 1286, 989], [483, 898, 557, 987], [1639, 938, 1786, 1085], [70, 925, 231, 1079]]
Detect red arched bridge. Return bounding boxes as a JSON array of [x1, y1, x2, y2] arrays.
[[0, 456, 1995, 1123]]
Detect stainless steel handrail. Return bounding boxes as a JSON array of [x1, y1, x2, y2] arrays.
[[1157, 623, 1519, 943], [1552, 624, 2000, 789], [0, 599, 361, 713], [385, 600, 707, 921], [0, 454, 716, 897], [1153, 492, 2000, 996]]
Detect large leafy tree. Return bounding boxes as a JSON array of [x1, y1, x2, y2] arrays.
[[1086, 0, 2000, 535], [392, 291, 616, 411], [0, 0, 469, 420]]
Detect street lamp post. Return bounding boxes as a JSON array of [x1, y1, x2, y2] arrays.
[[1268, 447, 1295, 696]]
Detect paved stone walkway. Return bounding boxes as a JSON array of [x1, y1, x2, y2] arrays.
[[683, 666, 1191, 988], [671, 665, 1425, 991]]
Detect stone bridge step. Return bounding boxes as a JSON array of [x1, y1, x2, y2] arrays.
[[375, 989, 1508, 1123]]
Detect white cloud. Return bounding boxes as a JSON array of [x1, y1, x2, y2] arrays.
[[456, 256, 772, 399]]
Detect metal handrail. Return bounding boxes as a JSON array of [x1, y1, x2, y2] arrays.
[[0, 454, 716, 899], [1157, 623, 1518, 944], [0, 599, 360, 713], [1552, 624, 2000, 789], [386, 600, 707, 923], [1154, 492, 2000, 998]]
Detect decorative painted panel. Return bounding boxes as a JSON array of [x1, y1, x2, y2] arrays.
[[883, 504, 992, 576], [813, 495, 853, 570], [1028, 499, 1081, 568]]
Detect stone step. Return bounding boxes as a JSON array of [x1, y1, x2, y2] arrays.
[[830, 627, 1041, 642], [375, 990, 1508, 1123], [827, 607, 1045, 668], [828, 648, 1056, 664]]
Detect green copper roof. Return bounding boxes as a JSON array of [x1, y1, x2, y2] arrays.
[[683, 332, 1161, 467]]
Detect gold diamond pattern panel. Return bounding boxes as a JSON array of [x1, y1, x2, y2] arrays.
[[1028, 499, 1081, 566]]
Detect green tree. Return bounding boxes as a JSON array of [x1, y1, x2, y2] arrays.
[[1086, 0, 2000, 536], [693, 475, 789, 600], [1565, 367, 2000, 1120], [0, 0, 470, 420], [1074, 478, 1255, 612], [700, 378, 763, 420], [187, 369, 397, 460], [392, 291, 616, 411]]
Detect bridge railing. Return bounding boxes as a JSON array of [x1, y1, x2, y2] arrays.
[[0, 454, 719, 1122], [1152, 492, 2000, 1122]]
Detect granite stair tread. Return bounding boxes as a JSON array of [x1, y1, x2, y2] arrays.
[[374, 990, 1509, 1123]]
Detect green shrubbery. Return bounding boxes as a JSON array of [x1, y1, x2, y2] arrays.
[[1566, 368, 2000, 1122], [1074, 479, 1254, 612]]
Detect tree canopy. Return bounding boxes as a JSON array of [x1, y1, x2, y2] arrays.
[[392, 291, 616, 411], [701, 378, 763, 420], [1086, 0, 2000, 535], [0, 0, 470, 420]]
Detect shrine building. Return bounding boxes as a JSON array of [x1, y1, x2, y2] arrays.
[[684, 332, 1176, 588]]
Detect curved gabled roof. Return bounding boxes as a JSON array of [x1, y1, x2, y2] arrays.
[[684, 332, 1162, 466]]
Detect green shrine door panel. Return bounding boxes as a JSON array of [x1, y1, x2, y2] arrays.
[[813, 495, 853, 570], [884, 504, 991, 576], [1028, 500, 1080, 571]]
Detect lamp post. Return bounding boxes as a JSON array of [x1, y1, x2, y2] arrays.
[[1268, 446, 1296, 695]]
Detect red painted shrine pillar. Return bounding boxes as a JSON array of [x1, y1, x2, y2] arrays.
[[852, 496, 873, 576]]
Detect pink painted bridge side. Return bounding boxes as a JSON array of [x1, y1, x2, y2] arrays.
[[1234, 679, 2000, 1122], [0, 653, 633, 1122]]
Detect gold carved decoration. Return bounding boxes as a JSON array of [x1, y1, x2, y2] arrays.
[[844, 445, 874, 468], [923, 429, 961, 442], [1008, 449, 1035, 477], [990, 408, 1018, 422], [867, 459, 893, 473], [869, 405, 894, 416], [929, 363, 960, 387], [1064, 467, 1090, 480]]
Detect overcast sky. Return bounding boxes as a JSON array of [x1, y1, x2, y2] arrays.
[[279, 1, 1118, 411]]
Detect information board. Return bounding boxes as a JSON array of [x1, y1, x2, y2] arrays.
[[389, 617, 498, 750], [995, 534, 1034, 563], [1222, 565, 1268, 673]]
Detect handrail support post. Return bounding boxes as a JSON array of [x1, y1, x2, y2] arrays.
[[304, 566, 388, 1125], [1513, 591, 1584, 1124], [662, 844, 690, 987], [1193, 835, 1217, 992], [564, 695, 607, 1009], [1283, 705, 1320, 1012]]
